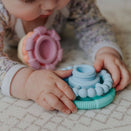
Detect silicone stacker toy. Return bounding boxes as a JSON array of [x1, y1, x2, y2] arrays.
[[18, 26, 63, 70], [62, 65, 115, 110]]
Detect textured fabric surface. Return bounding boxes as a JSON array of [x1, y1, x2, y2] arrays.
[[0, 0, 131, 130]]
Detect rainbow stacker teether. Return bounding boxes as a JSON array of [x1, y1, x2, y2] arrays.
[[18, 26, 63, 70], [62, 65, 115, 110]]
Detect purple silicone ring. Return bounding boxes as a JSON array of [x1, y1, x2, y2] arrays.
[[34, 35, 57, 64], [24, 26, 63, 69]]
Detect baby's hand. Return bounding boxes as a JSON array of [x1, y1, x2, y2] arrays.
[[94, 48, 131, 91], [25, 69, 77, 114]]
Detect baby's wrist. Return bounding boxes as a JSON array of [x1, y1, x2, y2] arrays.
[[95, 47, 121, 60], [10, 67, 34, 100], [24, 69, 41, 101]]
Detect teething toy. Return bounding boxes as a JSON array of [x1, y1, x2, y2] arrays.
[[18, 26, 63, 70], [62, 65, 115, 110]]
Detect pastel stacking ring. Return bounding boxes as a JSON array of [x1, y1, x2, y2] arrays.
[[63, 65, 115, 110], [18, 26, 63, 70]]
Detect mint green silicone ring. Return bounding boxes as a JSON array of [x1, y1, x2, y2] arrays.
[[74, 88, 115, 110], [62, 65, 115, 110]]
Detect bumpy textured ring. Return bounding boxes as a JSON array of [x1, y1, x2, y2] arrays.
[[62, 65, 115, 109], [18, 26, 63, 70]]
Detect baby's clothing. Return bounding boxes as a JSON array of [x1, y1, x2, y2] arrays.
[[0, 0, 122, 96]]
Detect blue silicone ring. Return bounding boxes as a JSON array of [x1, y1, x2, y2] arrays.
[[62, 64, 115, 110]]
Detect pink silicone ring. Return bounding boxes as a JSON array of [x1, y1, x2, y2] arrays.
[[23, 26, 63, 69], [34, 36, 57, 64]]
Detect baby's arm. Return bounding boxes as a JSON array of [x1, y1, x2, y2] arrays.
[[68, 0, 122, 60], [0, 33, 76, 114], [10, 67, 33, 100], [0, 29, 27, 96], [68, 0, 131, 90], [11, 68, 77, 114], [0, 3, 27, 96]]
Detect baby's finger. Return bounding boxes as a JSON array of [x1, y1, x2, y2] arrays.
[[35, 93, 54, 111], [44, 93, 71, 114], [115, 64, 131, 91], [54, 70, 72, 79], [51, 88, 77, 113], [104, 63, 120, 87], [93, 57, 104, 72], [40, 101, 54, 111], [56, 78, 75, 100], [60, 95, 77, 113]]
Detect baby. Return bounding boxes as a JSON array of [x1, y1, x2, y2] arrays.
[[0, 0, 131, 114]]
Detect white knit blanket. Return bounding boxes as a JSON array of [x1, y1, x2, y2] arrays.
[[0, 0, 131, 130]]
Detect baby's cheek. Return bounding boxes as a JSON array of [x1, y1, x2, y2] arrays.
[[16, 9, 39, 21], [5, 2, 40, 21]]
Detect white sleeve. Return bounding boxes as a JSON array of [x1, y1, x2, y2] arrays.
[[1, 64, 27, 96], [91, 41, 123, 61]]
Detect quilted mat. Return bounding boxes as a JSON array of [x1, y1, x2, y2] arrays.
[[0, 0, 131, 130]]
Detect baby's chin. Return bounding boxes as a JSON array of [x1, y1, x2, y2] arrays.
[[39, 15, 50, 18], [24, 15, 49, 22], [16, 15, 40, 22]]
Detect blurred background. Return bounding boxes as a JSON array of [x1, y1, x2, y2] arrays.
[[97, 0, 131, 32], [96, 0, 131, 70]]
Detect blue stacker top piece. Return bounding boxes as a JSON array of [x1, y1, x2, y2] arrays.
[[62, 65, 115, 110]]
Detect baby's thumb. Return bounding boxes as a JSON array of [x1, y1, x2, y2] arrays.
[[93, 57, 104, 72], [54, 69, 72, 78]]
